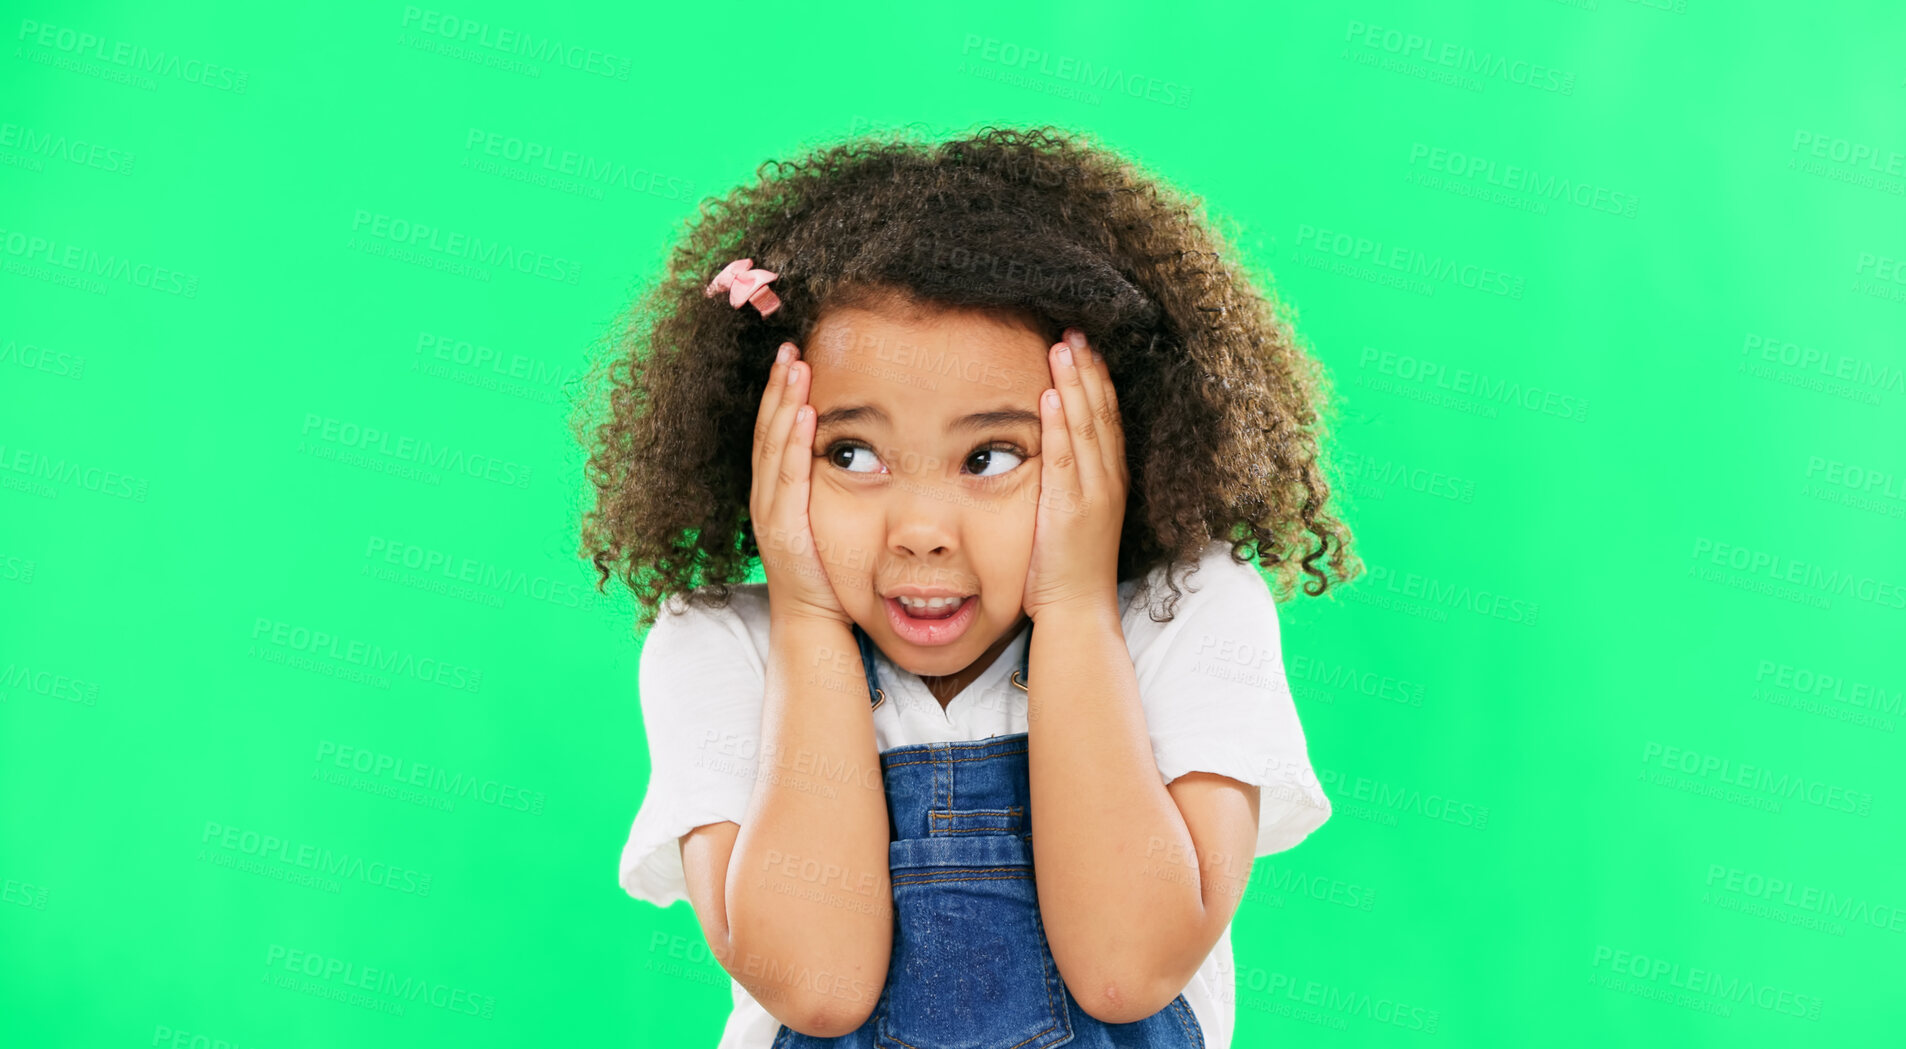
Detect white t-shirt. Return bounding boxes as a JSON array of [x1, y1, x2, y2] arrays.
[[619, 539, 1332, 1049]]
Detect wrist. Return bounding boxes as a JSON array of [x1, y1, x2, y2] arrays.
[[770, 605, 855, 632], [1030, 592, 1122, 632]]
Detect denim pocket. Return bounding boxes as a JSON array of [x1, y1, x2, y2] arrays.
[[875, 834, 1073, 1049]]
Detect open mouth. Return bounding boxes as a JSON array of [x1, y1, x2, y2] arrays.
[[894, 595, 971, 620], [883, 594, 979, 646]]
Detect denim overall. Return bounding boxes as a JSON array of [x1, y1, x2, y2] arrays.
[[771, 623, 1206, 1049]]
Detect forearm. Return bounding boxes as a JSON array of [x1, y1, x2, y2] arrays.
[[724, 613, 893, 1033], [1026, 599, 1208, 1021]]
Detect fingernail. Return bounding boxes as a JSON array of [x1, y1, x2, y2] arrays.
[[1056, 344, 1072, 367], [776, 344, 790, 365], [786, 361, 798, 385], [1065, 328, 1088, 351]]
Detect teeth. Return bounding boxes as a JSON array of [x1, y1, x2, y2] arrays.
[[896, 595, 966, 612]]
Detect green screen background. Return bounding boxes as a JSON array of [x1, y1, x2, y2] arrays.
[[4, 1, 1903, 1045]]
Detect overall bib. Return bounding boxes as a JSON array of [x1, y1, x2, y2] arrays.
[[772, 623, 1206, 1049]]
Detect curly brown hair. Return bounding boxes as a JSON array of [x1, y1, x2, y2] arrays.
[[573, 123, 1360, 630]]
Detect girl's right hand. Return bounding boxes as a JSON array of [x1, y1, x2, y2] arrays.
[[750, 341, 852, 626]]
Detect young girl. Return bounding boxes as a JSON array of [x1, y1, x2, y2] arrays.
[[579, 125, 1360, 1049]]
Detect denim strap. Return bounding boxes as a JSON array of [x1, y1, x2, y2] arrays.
[[853, 619, 1032, 709]]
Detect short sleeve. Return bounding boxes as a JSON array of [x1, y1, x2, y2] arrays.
[[1133, 547, 1332, 857], [617, 594, 768, 907]]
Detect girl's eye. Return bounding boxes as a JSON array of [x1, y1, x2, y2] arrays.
[[966, 445, 1025, 478], [827, 441, 885, 474]]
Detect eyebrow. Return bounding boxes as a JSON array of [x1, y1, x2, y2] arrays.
[[814, 403, 1040, 433]]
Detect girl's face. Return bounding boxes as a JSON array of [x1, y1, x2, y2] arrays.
[[803, 300, 1051, 684]]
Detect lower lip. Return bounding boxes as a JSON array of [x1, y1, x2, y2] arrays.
[[884, 595, 978, 646]]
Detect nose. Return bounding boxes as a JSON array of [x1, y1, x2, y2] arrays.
[[885, 486, 959, 568], [887, 519, 953, 560]]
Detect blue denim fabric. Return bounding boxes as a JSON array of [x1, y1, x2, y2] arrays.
[[771, 624, 1205, 1049]]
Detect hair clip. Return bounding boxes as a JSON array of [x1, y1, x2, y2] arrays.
[[704, 257, 782, 317]]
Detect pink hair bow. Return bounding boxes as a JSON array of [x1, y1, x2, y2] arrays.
[[704, 257, 782, 317]]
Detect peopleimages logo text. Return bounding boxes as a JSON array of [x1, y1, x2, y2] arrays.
[[16, 19, 250, 91], [399, 7, 630, 80], [350, 211, 580, 286]]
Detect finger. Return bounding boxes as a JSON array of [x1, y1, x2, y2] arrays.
[[1050, 338, 1103, 503], [1068, 332, 1122, 484], [1092, 347, 1127, 488], [756, 355, 806, 519], [750, 345, 796, 461], [777, 400, 817, 566], [1037, 385, 1079, 522], [755, 341, 797, 439], [752, 343, 796, 494], [1099, 357, 1125, 478]]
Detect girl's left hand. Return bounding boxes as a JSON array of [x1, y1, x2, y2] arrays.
[[1022, 328, 1129, 623]]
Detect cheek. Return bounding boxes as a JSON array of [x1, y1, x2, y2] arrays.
[[807, 486, 855, 548], [1006, 496, 1038, 550], [807, 486, 875, 590], [980, 496, 1039, 589], [807, 484, 844, 540]]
